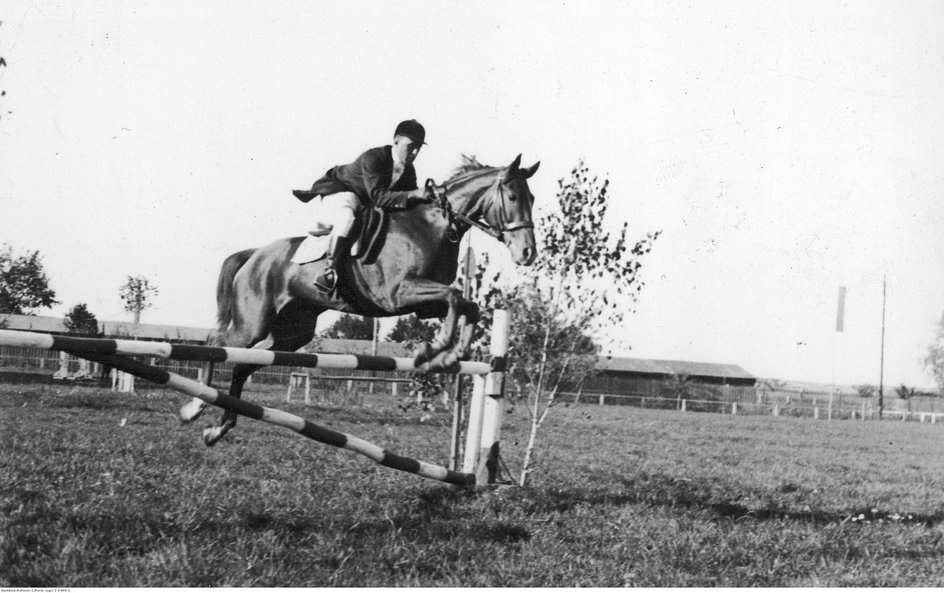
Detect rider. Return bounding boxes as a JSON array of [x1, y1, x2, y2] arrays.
[[298, 119, 438, 292]]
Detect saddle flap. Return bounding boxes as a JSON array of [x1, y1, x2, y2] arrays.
[[353, 207, 390, 264], [291, 234, 331, 265]]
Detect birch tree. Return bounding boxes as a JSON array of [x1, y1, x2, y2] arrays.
[[513, 160, 660, 486]]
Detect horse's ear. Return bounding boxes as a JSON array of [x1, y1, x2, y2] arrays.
[[508, 154, 522, 173], [522, 161, 540, 179]]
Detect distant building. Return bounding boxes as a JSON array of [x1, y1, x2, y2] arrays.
[[586, 356, 757, 395], [1, 313, 211, 343]]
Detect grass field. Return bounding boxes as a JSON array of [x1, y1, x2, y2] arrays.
[[3, 381, 944, 586]]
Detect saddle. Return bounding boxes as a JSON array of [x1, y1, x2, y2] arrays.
[[290, 190, 389, 265]]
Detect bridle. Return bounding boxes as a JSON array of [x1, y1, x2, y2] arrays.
[[426, 178, 534, 243]]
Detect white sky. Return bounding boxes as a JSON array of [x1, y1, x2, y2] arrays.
[[1, 0, 943, 388]]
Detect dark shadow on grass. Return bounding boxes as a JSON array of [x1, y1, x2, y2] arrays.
[[46, 393, 163, 412], [230, 487, 532, 546], [523, 473, 944, 528]]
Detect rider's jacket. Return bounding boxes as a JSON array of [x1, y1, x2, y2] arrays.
[[301, 145, 418, 209]]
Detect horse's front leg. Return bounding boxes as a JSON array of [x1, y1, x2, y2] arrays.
[[394, 279, 477, 369]]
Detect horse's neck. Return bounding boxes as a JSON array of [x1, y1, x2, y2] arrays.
[[446, 169, 499, 221]]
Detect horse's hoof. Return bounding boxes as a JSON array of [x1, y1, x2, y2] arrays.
[[179, 400, 207, 423], [202, 426, 222, 447], [413, 343, 436, 367], [426, 351, 460, 374], [441, 355, 461, 374]]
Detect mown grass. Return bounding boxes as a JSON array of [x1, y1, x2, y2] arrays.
[[3, 382, 944, 586]]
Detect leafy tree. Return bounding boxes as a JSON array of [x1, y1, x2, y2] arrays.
[[388, 315, 439, 346], [119, 275, 159, 323], [924, 312, 944, 395], [499, 160, 660, 486], [322, 314, 374, 340], [895, 384, 917, 400], [0, 244, 59, 315], [896, 383, 918, 414], [856, 384, 877, 399], [63, 303, 101, 336], [663, 373, 694, 410]]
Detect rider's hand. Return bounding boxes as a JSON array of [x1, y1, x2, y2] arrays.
[[425, 183, 446, 200], [423, 178, 447, 200], [407, 189, 435, 207]]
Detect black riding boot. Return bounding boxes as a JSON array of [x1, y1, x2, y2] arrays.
[[314, 236, 349, 293]]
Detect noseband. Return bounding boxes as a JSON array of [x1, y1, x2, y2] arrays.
[[427, 178, 533, 243]]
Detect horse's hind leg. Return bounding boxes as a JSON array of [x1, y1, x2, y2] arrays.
[[178, 360, 216, 422], [203, 302, 322, 446], [203, 358, 264, 446]]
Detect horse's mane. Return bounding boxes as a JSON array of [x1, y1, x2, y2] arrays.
[[446, 154, 495, 184]]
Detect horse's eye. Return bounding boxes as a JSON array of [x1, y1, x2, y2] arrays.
[[507, 192, 518, 202]]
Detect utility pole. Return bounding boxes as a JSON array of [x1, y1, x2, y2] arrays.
[[878, 275, 886, 419]]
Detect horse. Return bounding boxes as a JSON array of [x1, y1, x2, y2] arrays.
[[180, 153, 540, 445]]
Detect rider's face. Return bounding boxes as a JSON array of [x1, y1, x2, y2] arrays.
[[392, 135, 422, 165]]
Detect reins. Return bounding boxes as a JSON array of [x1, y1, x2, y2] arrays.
[[426, 178, 533, 243]]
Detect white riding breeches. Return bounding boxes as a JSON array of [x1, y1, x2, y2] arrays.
[[313, 191, 359, 239]]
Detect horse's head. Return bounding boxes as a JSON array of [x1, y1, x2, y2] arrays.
[[484, 154, 540, 266]]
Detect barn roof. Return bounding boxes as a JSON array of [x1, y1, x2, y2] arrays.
[[597, 355, 756, 381]]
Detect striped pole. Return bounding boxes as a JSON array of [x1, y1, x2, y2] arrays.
[[0, 329, 492, 375], [0, 316, 511, 486], [73, 350, 479, 486]]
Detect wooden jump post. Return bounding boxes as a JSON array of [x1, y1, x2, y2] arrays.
[[462, 309, 509, 483], [0, 312, 510, 486]]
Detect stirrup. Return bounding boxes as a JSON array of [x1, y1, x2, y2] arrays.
[[314, 268, 337, 292]]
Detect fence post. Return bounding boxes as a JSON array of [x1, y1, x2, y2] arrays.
[[681, 399, 687, 412], [463, 375, 486, 474], [477, 309, 509, 484], [828, 391, 833, 421], [731, 402, 737, 415], [814, 407, 819, 420], [773, 404, 779, 417], [599, 393, 604, 406]]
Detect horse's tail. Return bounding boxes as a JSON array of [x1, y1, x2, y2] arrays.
[[216, 248, 256, 333]]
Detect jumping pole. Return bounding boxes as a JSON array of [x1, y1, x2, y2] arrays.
[[0, 314, 511, 486]]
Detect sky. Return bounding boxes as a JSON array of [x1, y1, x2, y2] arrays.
[[1, 0, 943, 388]]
